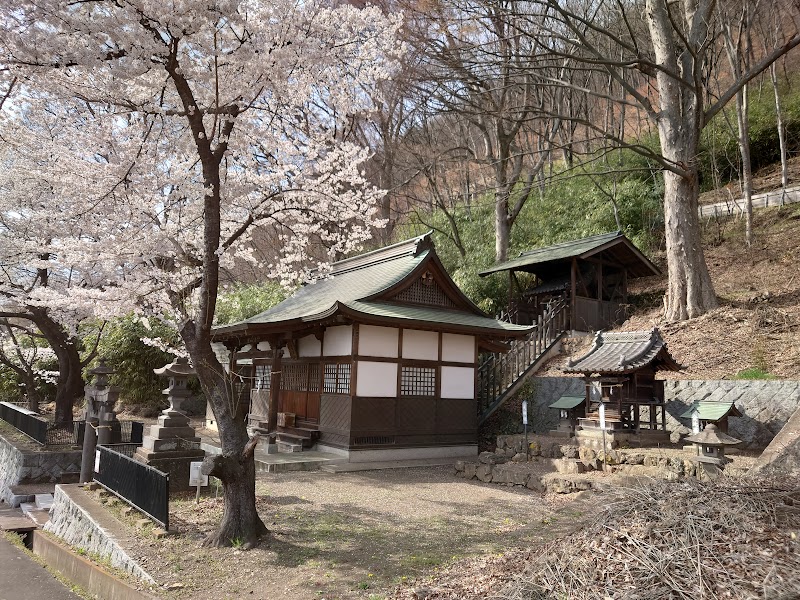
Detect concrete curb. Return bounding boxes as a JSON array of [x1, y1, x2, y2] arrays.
[[45, 484, 155, 584], [31, 530, 159, 600]]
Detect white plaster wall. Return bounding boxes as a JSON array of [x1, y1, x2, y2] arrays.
[[358, 325, 399, 358], [298, 335, 322, 357], [356, 361, 398, 397], [401, 329, 438, 361], [323, 325, 353, 356], [256, 341, 271, 351], [441, 333, 475, 364], [441, 366, 475, 399]]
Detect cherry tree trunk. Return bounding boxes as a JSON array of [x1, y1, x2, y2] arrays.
[[184, 335, 268, 548], [30, 308, 84, 424]]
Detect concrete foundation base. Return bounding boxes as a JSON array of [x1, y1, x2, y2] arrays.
[[133, 450, 205, 493], [314, 444, 478, 463]]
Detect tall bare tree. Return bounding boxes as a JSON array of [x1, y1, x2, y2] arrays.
[[522, 0, 800, 321]]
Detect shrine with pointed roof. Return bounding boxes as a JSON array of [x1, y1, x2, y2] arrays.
[[211, 232, 532, 461], [558, 328, 683, 448]]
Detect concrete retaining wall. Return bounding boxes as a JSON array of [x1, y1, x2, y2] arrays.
[[528, 377, 800, 448], [32, 531, 157, 600], [44, 485, 154, 584], [0, 433, 82, 504]]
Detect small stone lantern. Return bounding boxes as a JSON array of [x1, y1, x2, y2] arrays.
[[133, 357, 205, 492], [685, 423, 742, 479], [154, 357, 195, 416]]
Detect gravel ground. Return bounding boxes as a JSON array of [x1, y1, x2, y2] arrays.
[[115, 465, 581, 600]]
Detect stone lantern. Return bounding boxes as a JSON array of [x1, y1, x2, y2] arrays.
[[133, 357, 205, 492], [685, 423, 742, 480], [79, 358, 121, 483]]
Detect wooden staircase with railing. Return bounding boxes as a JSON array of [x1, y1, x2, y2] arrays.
[[477, 297, 570, 424]]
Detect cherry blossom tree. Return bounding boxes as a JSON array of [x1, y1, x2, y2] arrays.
[[1, 0, 400, 547]]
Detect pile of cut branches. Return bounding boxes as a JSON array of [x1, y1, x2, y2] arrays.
[[498, 477, 800, 600]]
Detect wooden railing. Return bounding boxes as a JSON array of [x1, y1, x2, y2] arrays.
[[477, 297, 569, 424]]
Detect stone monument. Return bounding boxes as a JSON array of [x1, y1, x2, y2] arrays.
[[134, 357, 205, 492], [80, 359, 121, 483]]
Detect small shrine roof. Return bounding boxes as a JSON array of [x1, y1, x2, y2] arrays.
[[549, 395, 585, 410], [563, 328, 682, 374], [684, 423, 742, 446], [680, 400, 742, 421], [479, 231, 660, 278]]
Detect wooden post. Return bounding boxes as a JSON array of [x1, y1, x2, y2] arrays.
[[267, 337, 284, 438], [570, 258, 577, 331]]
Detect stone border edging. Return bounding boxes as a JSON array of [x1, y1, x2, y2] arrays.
[[44, 484, 155, 584], [31, 530, 158, 600]]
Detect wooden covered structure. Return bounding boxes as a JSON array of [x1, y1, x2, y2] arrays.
[[563, 328, 683, 449], [680, 400, 742, 434], [211, 232, 531, 462], [479, 232, 660, 331]]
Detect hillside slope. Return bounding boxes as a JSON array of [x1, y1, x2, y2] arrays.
[[543, 202, 800, 380]]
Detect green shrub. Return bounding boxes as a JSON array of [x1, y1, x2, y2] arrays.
[[732, 367, 775, 380]]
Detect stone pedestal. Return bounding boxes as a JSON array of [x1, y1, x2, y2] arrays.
[[133, 358, 205, 493]]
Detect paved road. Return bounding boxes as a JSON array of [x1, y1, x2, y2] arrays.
[[0, 536, 81, 600], [699, 185, 800, 218]]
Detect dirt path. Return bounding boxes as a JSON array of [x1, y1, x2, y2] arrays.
[[116, 466, 585, 600]]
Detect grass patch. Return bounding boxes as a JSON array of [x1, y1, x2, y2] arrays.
[[732, 367, 776, 380]]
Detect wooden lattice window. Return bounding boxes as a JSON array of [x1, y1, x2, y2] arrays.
[[392, 273, 456, 308], [254, 365, 271, 391], [400, 366, 436, 396], [323, 363, 351, 394], [308, 363, 320, 392], [282, 363, 308, 391]]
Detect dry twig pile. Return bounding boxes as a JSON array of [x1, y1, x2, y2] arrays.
[[498, 478, 800, 600]]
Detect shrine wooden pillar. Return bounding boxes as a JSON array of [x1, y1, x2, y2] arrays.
[[267, 336, 285, 437]]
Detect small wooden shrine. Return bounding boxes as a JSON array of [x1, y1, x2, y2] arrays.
[[548, 395, 585, 437], [210, 232, 531, 462], [479, 231, 660, 331], [563, 328, 682, 449], [680, 400, 742, 434]]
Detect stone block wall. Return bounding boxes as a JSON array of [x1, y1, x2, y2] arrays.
[[663, 380, 800, 449], [526, 377, 800, 449], [45, 485, 153, 583], [0, 433, 82, 504]]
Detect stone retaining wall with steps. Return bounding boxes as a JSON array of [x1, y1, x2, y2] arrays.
[[456, 435, 708, 494], [0, 433, 81, 505], [44, 484, 154, 584]]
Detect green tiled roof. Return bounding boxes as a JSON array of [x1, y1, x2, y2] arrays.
[[680, 401, 741, 422], [344, 301, 530, 332], [213, 232, 531, 338], [479, 231, 659, 277], [549, 395, 585, 410]]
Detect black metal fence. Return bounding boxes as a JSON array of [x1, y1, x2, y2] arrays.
[[94, 444, 169, 530], [0, 402, 144, 447], [0, 401, 48, 443]]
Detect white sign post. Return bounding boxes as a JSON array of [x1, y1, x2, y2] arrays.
[[522, 400, 529, 460], [599, 403, 608, 469], [691, 410, 701, 434], [189, 461, 209, 504]]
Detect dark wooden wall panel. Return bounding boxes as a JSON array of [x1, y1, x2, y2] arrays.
[[397, 397, 435, 432]]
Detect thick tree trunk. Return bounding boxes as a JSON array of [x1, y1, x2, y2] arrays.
[[29, 308, 84, 424], [184, 332, 268, 548], [662, 170, 718, 321], [647, 0, 718, 322]]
